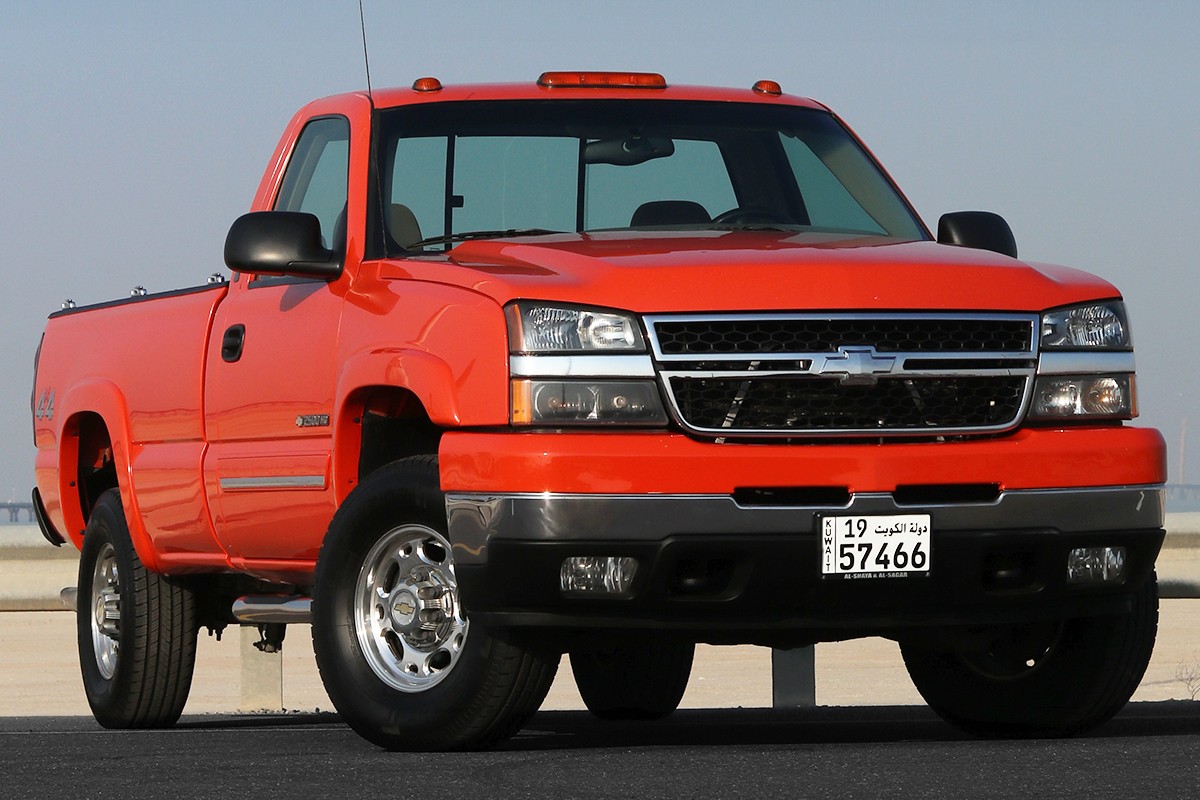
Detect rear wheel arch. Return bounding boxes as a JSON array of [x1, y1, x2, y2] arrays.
[[58, 399, 160, 571], [73, 412, 118, 520], [54, 410, 120, 545]]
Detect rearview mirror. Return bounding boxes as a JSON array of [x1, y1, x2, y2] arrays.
[[937, 211, 1018, 259], [224, 211, 343, 279], [583, 136, 675, 166]]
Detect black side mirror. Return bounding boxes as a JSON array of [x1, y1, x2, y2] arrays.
[[224, 211, 343, 279], [937, 211, 1018, 259]]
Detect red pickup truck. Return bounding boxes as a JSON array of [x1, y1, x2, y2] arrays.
[[32, 72, 1166, 750]]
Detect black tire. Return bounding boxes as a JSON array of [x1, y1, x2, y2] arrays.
[[570, 639, 694, 720], [311, 455, 559, 751], [900, 573, 1159, 738], [76, 489, 198, 728]]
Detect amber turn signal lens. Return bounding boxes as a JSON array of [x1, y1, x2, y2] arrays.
[[537, 71, 667, 89], [411, 77, 443, 92]]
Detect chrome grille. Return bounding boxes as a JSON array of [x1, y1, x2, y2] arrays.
[[669, 375, 1028, 432], [654, 317, 1033, 355], [646, 313, 1038, 437]]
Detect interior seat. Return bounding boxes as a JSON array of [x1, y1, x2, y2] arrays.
[[389, 204, 423, 249]]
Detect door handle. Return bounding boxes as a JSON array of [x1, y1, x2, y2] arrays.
[[221, 324, 246, 363]]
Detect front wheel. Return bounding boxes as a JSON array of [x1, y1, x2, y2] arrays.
[[900, 573, 1159, 737], [311, 456, 559, 751], [76, 489, 198, 728]]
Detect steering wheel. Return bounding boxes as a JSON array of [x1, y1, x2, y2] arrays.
[[712, 206, 795, 226]]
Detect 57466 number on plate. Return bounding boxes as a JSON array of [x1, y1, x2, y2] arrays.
[[821, 515, 931, 579]]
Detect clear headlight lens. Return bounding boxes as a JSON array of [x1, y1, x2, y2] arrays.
[[1030, 375, 1135, 419], [512, 380, 668, 425], [507, 302, 645, 353], [1041, 302, 1130, 350]]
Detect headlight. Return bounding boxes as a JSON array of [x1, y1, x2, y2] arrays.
[[1033, 301, 1137, 421], [506, 302, 667, 427], [1029, 375, 1135, 420], [507, 302, 645, 353], [1040, 302, 1130, 350], [512, 380, 668, 425]]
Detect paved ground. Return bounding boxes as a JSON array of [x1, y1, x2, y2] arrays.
[[5, 705, 1200, 800], [3, 598, 1199, 718], [4, 520, 1200, 717]]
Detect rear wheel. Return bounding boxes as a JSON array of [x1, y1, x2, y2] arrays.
[[570, 639, 694, 720], [311, 456, 559, 750], [900, 574, 1158, 737], [76, 489, 198, 727]]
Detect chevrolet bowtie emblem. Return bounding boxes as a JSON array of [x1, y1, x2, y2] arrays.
[[814, 347, 897, 386]]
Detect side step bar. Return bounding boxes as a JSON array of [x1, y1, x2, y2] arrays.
[[232, 595, 312, 624], [61, 588, 313, 624]]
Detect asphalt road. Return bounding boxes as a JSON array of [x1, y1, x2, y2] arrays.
[[4, 703, 1199, 800]]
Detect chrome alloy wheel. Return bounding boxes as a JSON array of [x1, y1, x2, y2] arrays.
[[354, 525, 468, 692], [90, 542, 122, 680]]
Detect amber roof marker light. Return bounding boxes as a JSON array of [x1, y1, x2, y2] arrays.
[[752, 80, 783, 96], [537, 71, 668, 89], [412, 77, 444, 92]]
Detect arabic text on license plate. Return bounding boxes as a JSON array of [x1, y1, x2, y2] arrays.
[[821, 515, 931, 578]]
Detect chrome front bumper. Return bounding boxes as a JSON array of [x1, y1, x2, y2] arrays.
[[446, 485, 1164, 567]]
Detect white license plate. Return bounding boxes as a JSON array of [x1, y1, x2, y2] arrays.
[[820, 515, 931, 578]]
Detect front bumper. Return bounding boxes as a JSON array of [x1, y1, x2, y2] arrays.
[[441, 427, 1166, 643], [446, 485, 1164, 644]]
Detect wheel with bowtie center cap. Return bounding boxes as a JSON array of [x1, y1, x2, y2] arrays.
[[312, 455, 559, 750]]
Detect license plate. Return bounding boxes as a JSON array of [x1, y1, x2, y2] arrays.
[[820, 514, 931, 579]]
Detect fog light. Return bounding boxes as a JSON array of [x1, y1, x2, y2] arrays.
[[1067, 546, 1127, 584], [561, 556, 638, 594]]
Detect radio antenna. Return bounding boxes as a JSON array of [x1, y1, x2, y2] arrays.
[[358, 0, 391, 257], [358, 0, 374, 100]]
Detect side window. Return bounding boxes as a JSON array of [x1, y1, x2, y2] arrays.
[[274, 117, 350, 250]]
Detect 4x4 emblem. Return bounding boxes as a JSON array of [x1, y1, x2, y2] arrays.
[[813, 347, 896, 386], [34, 388, 56, 421]]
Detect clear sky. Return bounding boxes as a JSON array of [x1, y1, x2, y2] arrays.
[[2, 1, 1197, 501]]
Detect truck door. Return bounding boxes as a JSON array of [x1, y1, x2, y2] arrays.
[[203, 116, 350, 565]]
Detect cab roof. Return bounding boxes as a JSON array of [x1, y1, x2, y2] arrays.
[[339, 72, 830, 111]]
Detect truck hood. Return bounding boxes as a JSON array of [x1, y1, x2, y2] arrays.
[[379, 231, 1119, 313]]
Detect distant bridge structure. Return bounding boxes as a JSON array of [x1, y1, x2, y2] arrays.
[[1166, 484, 1200, 510], [1, 503, 35, 523]]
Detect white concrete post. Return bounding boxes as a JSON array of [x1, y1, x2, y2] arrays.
[[239, 626, 283, 711]]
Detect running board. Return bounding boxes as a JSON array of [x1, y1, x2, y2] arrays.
[[232, 595, 312, 624]]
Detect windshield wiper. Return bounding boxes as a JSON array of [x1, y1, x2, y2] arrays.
[[407, 228, 562, 250], [707, 223, 795, 232]]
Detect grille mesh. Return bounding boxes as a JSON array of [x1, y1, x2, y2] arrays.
[[655, 318, 1032, 356], [669, 376, 1027, 432]]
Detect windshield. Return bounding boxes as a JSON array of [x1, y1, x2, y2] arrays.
[[371, 100, 928, 255]]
